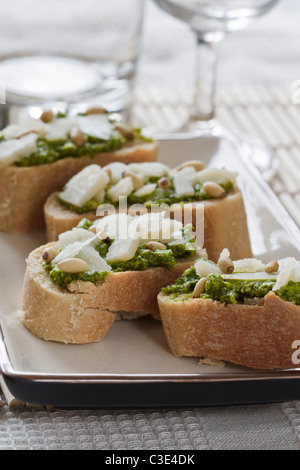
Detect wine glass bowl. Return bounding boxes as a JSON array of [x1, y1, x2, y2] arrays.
[[150, 0, 280, 178], [153, 1, 279, 38]]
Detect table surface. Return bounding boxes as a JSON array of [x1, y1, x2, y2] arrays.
[[1, 0, 300, 451]]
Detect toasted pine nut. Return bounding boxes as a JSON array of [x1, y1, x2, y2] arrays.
[[122, 171, 144, 190], [193, 277, 207, 298], [69, 126, 85, 147], [88, 225, 97, 234], [42, 247, 59, 262], [95, 227, 109, 241], [146, 241, 167, 251], [16, 130, 39, 139], [218, 256, 234, 274], [84, 106, 107, 115], [158, 177, 171, 189], [203, 181, 226, 198], [104, 167, 112, 181], [177, 160, 205, 172], [40, 110, 54, 123], [57, 258, 88, 273], [265, 260, 279, 273], [114, 124, 134, 140]]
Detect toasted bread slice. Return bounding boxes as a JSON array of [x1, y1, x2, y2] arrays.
[[158, 253, 300, 369], [45, 188, 252, 263], [20, 243, 197, 344], [158, 292, 300, 369], [0, 140, 158, 234]]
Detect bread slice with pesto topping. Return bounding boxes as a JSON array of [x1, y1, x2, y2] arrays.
[[20, 213, 201, 344], [158, 251, 300, 369], [0, 113, 157, 234], [44, 161, 252, 263]]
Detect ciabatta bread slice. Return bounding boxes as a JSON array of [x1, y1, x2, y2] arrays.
[[0, 141, 157, 234], [45, 189, 251, 263], [158, 253, 300, 369], [44, 163, 252, 263], [20, 212, 200, 344], [20, 243, 196, 344], [158, 292, 300, 369]]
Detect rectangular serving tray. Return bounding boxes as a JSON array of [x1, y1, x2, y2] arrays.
[[1, 132, 300, 408]]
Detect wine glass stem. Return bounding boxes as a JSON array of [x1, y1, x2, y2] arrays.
[[192, 34, 222, 125]]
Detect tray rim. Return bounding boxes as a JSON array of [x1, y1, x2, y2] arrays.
[[2, 321, 300, 384]]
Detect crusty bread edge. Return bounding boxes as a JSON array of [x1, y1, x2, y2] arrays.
[[158, 291, 300, 369], [44, 193, 99, 242], [20, 242, 196, 344]]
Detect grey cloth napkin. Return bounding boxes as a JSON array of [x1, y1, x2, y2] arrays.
[[0, 402, 299, 450]]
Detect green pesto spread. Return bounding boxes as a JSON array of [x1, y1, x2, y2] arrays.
[[162, 269, 300, 305], [59, 180, 234, 214], [76, 218, 94, 230], [47, 265, 108, 289], [14, 128, 150, 167], [161, 266, 199, 295], [44, 222, 197, 289], [276, 280, 300, 304], [202, 274, 276, 304], [58, 195, 101, 214], [109, 246, 176, 272]]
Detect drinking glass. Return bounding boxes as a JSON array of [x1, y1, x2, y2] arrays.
[[0, 0, 144, 116], [153, 0, 279, 134]]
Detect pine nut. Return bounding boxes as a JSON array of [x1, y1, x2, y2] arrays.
[[96, 229, 109, 241], [42, 247, 59, 262], [16, 130, 39, 139], [218, 256, 234, 274], [203, 181, 226, 198], [114, 124, 134, 140], [57, 258, 88, 273], [158, 177, 171, 189], [193, 277, 207, 297], [104, 167, 112, 181], [93, 226, 110, 241], [146, 241, 167, 251], [40, 110, 54, 123], [69, 126, 85, 147], [177, 160, 205, 172], [84, 106, 107, 115], [265, 260, 279, 273], [122, 171, 144, 190]]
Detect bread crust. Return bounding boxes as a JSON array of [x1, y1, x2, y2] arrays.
[[45, 189, 252, 263], [0, 141, 158, 234], [44, 192, 99, 241], [158, 292, 300, 369], [20, 243, 196, 344]]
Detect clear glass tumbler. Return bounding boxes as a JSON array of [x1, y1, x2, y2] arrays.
[[0, 0, 144, 114]]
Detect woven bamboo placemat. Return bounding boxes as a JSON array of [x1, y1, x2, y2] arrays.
[[133, 82, 300, 227]]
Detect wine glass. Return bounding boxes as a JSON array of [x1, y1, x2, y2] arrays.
[[150, 0, 280, 178]]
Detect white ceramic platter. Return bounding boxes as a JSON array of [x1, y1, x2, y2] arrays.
[[1, 133, 300, 408]]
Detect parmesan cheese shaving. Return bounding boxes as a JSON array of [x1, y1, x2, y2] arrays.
[[194, 258, 221, 277], [0, 133, 38, 165], [173, 166, 198, 197], [106, 177, 134, 202], [60, 164, 109, 208]]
